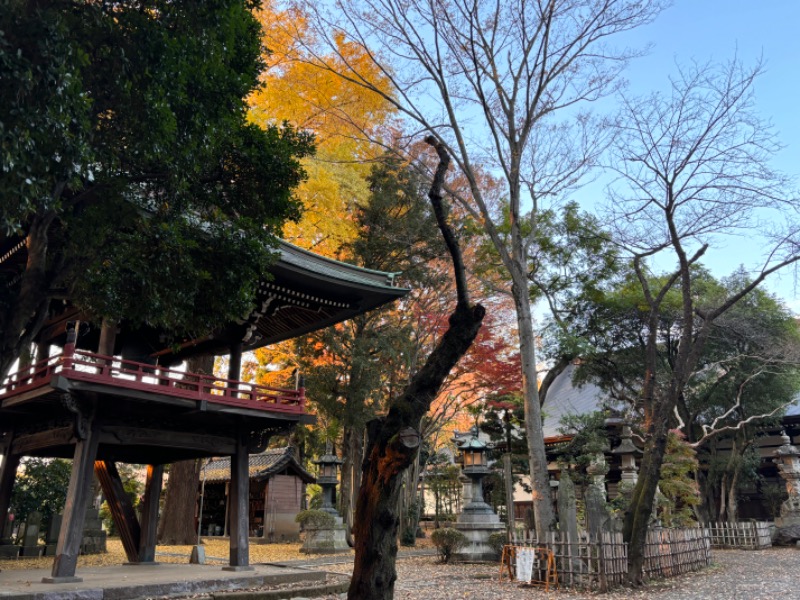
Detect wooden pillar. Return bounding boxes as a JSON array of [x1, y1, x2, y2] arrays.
[[263, 484, 270, 540], [223, 481, 230, 537], [228, 342, 242, 401], [36, 341, 50, 363], [224, 428, 252, 571], [228, 342, 242, 381], [98, 319, 117, 357], [44, 417, 100, 583], [95, 460, 141, 563], [138, 464, 164, 563], [0, 450, 20, 542]]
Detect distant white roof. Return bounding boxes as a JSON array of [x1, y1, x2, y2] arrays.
[[786, 393, 800, 417], [541, 363, 608, 439], [541, 366, 800, 433]]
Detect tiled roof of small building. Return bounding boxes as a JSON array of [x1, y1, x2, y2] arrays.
[[200, 447, 315, 484]]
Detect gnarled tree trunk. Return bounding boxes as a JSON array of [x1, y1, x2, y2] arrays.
[[347, 138, 485, 600]]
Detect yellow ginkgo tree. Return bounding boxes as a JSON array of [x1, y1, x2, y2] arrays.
[[248, 1, 396, 256]]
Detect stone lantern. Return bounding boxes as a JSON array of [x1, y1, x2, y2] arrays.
[[612, 425, 642, 489], [453, 435, 504, 562], [459, 437, 491, 511], [301, 444, 348, 553], [773, 431, 800, 527], [313, 445, 343, 517]]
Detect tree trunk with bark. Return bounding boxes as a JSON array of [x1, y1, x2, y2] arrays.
[[347, 138, 485, 600], [157, 459, 201, 545], [400, 451, 424, 543], [340, 424, 363, 547], [157, 355, 214, 544], [513, 280, 557, 537]]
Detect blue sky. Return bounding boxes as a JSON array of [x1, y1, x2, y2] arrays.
[[603, 0, 800, 310], [620, 0, 799, 173]]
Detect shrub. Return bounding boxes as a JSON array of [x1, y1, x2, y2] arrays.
[[400, 527, 417, 546], [430, 527, 467, 563], [487, 532, 507, 558], [295, 509, 336, 529]]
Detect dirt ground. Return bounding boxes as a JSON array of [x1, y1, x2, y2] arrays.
[[3, 539, 798, 599]]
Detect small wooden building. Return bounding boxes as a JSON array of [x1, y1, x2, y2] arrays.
[[199, 448, 315, 541]]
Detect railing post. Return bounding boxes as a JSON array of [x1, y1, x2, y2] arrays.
[[228, 342, 242, 400], [158, 366, 171, 391], [297, 373, 306, 407]]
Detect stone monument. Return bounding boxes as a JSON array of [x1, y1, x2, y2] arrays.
[[80, 506, 107, 554], [773, 431, 800, 528], [45, 513, 63, 556], [19, 511, 44, 557], [300, 445, 348, 553]]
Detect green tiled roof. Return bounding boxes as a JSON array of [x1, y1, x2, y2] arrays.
[[278, 240, 405, 291]]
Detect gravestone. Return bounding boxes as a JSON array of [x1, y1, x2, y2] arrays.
[[557, 472, 578, 543], [45, 513, 63, 556], [80, 507, 107, 554], [0, 513, 19, 559], [557, 471, 582, 573], [19, 511, 44, 556], [1, 512, 13, 543], [585, 484, 612, 538]]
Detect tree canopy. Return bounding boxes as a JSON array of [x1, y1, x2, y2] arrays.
[[0, 0, 313, 377], [292, 0, 667, 537], [553, 267, 800, 438]]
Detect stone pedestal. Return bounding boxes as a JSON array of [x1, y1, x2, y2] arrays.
[[300, 515, 349, 554], [453, 477, 504, 562], [454, 509, 505, 562]]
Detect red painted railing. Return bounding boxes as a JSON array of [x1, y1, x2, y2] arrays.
[[0, 346, 305, 415]]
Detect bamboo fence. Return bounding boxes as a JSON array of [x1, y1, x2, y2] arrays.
[[507, 527, 712, 591], [642, 527, 711, 578], [707, 521, 772, 550]]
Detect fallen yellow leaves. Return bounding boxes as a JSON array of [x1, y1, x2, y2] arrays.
[[0, 538, 327, 571]]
